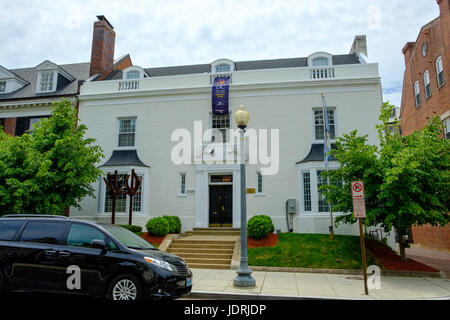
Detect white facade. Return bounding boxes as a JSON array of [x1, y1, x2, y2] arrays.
[[71, 50, 395, 246]]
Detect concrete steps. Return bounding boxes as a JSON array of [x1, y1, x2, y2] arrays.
[[167, 228, 239, 270]]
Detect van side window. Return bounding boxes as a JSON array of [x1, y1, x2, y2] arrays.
[[67, 223, 106, 248], [0, 220, 24, 241], [20, 221, 67, 244]]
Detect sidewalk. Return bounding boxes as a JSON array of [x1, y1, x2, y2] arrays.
[[189, 268, 450, 300], [399, 244, 450, 278]]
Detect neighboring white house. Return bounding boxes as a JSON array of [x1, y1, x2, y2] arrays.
[[71, 35, 395, 247]]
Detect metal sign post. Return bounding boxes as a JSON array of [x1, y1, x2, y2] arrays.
[[352, 181, 368, 295]]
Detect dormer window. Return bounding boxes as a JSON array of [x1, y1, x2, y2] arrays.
[[38, 71, 56, 92], [122, 66, 147, 80], [34, 60, 75, 94], [211, 59, 235, 74], [308, 52, 333, 68], [0, 81, 5, 93]]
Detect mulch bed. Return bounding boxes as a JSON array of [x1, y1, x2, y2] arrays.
[[365, 239, 439, 273], [140, 232, 165, 246], [248, 232, 278, 248]]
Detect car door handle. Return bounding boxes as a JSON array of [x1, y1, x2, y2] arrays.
[[59, 251, 71, 257], [44, 249, 57, 256]]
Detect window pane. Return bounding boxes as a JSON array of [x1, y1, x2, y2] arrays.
[[118, 133, 135, 147], [312, 57, 329, 67], [20, 221, 67, 244], [302, 172, 311, 211], [118, 119, 136, 147], [180, 174, 186, 194], [0, 81, 6, 92], [257, 172, 263, 193], [314, 109, 335, 140], [105, 173, 127, 212], [215, 64, 231, 72], [211, 114, 230, 143], [126, 70, 140, 79], [66, 223, 106, 248], [0, 220, 24, 240], [317, 171, 330, 212]]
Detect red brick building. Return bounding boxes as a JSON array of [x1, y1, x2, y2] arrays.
[[400, 0, 450, 250]]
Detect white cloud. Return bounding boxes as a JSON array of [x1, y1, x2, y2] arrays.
[[0, 0, 440, 108]]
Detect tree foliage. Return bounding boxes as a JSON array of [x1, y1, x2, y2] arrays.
[[322, 102, 450, 260], [0, 99, 104, 215]]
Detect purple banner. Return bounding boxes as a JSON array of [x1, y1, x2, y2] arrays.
[[212, 76, 230, 115]]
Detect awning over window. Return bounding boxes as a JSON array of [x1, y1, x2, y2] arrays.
[[296, 143, 336, 164], [101, 150, 150, 167]]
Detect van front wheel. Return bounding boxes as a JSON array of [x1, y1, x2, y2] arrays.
[[107, 274, 143, 301]]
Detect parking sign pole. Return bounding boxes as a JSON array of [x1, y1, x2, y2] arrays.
[[352, 181, 368, 295], [359, 218, 369, 295]]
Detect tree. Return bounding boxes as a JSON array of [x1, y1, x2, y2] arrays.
[[323, 102, 450, 261], [0, 99, 104, 215]]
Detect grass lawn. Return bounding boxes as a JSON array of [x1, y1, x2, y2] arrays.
[[248, 233, 377, 269]]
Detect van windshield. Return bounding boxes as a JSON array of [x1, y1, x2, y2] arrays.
[[101, 225, 155, 250]]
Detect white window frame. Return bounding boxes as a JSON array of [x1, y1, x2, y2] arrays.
[[414, 80, 421, 107], [424, 70, 431, 99], [102, 170, 144, 215], [435, 56, 445, 88], [28, 116, 48, 131], [443, 117, 450, 140], [301, 171, 312, 212], [116, 117, 137, 149], [37, 70, 57, 93], [313, 107, 336, 142], [297, 163, 341, 215]]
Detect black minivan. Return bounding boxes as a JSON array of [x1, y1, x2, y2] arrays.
[[0, 215, 192, 300]]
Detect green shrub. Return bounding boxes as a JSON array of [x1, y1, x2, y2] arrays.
[[118, 224, 142, 233], [146, 217, 170, 237], [163, 215, 182, 234], [247, 215, 274, 240]]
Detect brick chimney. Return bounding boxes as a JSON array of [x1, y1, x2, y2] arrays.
[[89, 15, 116, 80]]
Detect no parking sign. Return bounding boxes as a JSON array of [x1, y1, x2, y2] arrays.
[[351, 181, 366, 218]]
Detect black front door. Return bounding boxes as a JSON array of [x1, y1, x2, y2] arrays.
[[209, 185, 232, 227]]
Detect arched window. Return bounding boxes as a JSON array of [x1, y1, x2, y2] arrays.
[[126, 70, 141, 79], [311, 57, 330, 67], [215, 64, 231, 73]]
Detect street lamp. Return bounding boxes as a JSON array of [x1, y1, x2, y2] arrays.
[[233, 105, 256, 288]]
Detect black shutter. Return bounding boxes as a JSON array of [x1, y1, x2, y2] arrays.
[[15, 117, 30, 136], [0, 118, 4, 129]]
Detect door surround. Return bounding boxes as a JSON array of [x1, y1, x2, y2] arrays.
[[194, 164, 241, 228]]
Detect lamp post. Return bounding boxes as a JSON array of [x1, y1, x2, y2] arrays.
[[233, 105, 256, 288]]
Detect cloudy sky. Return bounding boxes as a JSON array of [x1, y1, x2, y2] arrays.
[[0, 0, 440, 107]]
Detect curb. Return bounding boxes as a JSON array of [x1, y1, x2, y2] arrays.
[[188, 291, 342, 300], [248, 266, 444, 278], [188, 291, 450, 301]]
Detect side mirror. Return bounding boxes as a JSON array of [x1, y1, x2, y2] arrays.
[[90, 239, 107, 250]]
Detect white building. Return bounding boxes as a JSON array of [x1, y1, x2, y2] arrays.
[[71, 34, 394, 245]]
